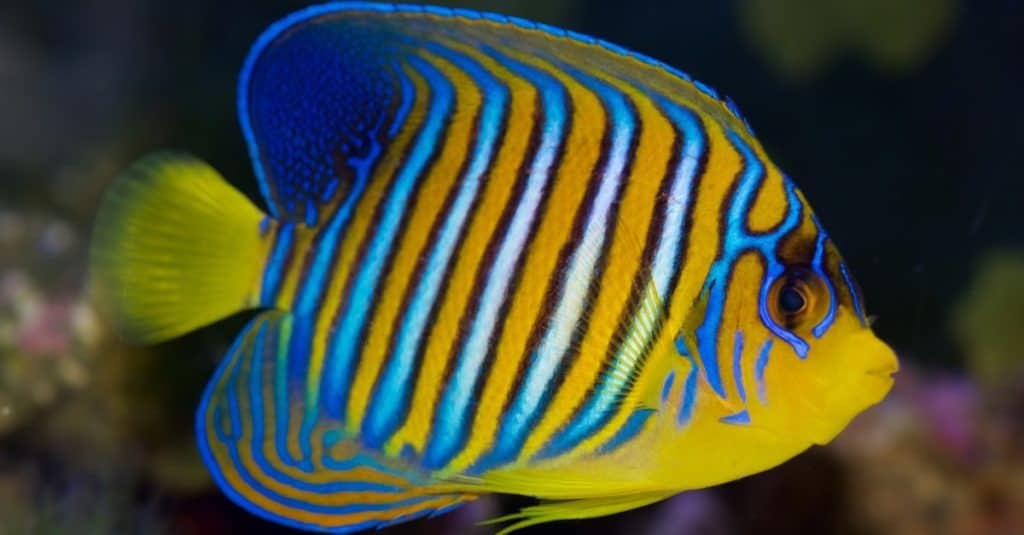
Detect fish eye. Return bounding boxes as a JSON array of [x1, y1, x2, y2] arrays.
[[768, 268, 827, 330], [778, 284, 807, 314]]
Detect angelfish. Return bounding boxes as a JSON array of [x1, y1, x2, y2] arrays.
[[89, 3, 899, 533]]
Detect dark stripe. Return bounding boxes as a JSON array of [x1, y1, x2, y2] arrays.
[[321, 55, 456, 424], [423, 47, 572, 470], [476, 65, 641, 470], [363, 43, 510, 447], [537, 98, 709, 459], [693, 129, 765, 398]]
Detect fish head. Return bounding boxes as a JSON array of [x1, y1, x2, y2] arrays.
[[714, 201, 899, 447]]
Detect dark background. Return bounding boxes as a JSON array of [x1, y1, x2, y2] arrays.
[[1, 1, 1021, 534]]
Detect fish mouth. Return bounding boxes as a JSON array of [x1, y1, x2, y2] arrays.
[[865, 363, 899, 379]]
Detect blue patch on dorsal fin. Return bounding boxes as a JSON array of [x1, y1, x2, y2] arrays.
[[239, 6, 403, 224], [239, 3, 758, 227]]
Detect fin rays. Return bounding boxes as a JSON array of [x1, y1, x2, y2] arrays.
[[197, 311, 473, 531]]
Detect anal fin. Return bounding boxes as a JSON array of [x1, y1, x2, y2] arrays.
[[482, 491, 675, 534], [197, 311, 473, 532]]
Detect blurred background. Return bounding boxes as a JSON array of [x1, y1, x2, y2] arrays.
[[1, 0, 1022, 533]]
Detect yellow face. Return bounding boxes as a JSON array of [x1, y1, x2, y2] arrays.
[[643, 182, 898, 490], [729, 234, 899, 446], [691, 193, 900, 439]]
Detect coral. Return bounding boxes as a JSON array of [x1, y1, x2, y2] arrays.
[[0, 209, 100, 437], [833, 364, 1024, 534]]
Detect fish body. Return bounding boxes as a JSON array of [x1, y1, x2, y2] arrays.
[[89, 3, 899, 533]]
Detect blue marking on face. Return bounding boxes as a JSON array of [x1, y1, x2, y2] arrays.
[[809, 216, 838, 338], [695, 279, 729, 398], [732, 331, 747, 402], [755, 338, 773, 404], [839, 261, 867, 326], [694, 132, 805, 397], [675, 336, 699, 426], [757, 263, 810, 358], [661, 370, 676, 402], [720, 409, 751, 425]]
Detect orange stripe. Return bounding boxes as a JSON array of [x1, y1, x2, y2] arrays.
[[389, 43, 538, 457], [517, 73, 673, 460], [346, 50, 482, 430], [446, 48, 605, 472]]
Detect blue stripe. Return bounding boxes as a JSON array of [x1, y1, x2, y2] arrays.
[[756, 257, 807, 358], [697, 131, 808, 402], [290, 111, 386, 321], [694, 133, 766, 399], [732, 330, 746, 402], [661, 370, 675, 402], [272, 317, 300, 471], [322, 57, 455, 424], [209, 330, 249, 444], [810, 216, 837, 338], [363, 44, 507, 447], [319, 430, 420, 480], [244, 320, 403, 494], [423, 46, 568, 470], [199, 332, 425, 532], [755, 338, 772, 404], [388, 65, 416, 138], [260, 223, 295, 305], [751, 183, 808, 359], [720, 409, 750, 425], [283, 118, 384, 465], [675, 336, 698, 426], [839, 261, 867, 325], [693, 79, 719, 99], [648, 98, 706, 298], [196, 318, 446, 533], [482, 63, 634, 469], [537, 96, 706, 459], [595, 409, 653, 454]]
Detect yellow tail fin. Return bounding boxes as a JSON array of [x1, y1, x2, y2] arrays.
[[89, 152, 270, 343]]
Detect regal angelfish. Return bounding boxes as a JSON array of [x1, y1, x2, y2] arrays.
[[90, 3, 899, 533]]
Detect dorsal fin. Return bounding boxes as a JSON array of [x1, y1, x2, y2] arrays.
[[196, 311, 474, 531], [238, 2, 755, 224]]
